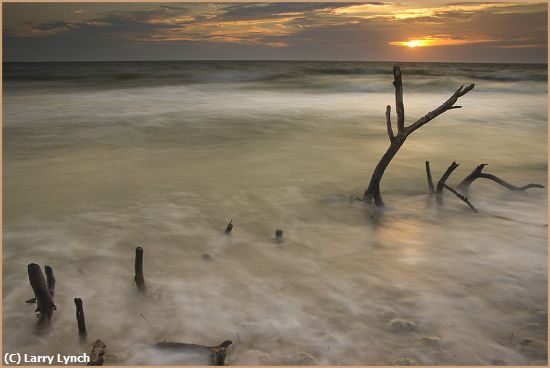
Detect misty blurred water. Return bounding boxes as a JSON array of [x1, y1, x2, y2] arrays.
[[2, 61, 547, 365]]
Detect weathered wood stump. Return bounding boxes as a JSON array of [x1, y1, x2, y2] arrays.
[[27, 263, 55, 329], [224, 219, 233, 234], [74, 298, 88, 341], [88, 339, 106, 366], [135, 246, 146, 292], [45, 265, 55, 298]]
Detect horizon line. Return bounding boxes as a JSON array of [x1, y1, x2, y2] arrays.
[[3, 59, 548, 65]]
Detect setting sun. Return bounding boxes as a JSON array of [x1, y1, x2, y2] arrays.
[[406, 40, 423, 48], [390, 36, 494, 48]]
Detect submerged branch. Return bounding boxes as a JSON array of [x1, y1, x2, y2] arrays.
[[425, 161, 435, 194], [443, 184, 478, 213], [457, 164, 545, 194]]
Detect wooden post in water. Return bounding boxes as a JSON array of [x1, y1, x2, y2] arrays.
[[275, 229, 283, 242], [27, 263, 55, 329], [74, 298, 88, 341], [135, 247, 146, 292], [224, 219, 233, 234]]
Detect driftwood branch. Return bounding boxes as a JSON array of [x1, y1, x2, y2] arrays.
[[27, 263, 55, 328], [436, 161, 459, 205], [425, 161, 435, 194], [74, 298, 88, 341], [457, 164, 545, 194], [363, 66, 474, 207], [443, 184, 478, 213], [88, 339, 106, 366], [436, 161, 459, 193], [155, 340, 232, 366], [135, 246, 146, 292]]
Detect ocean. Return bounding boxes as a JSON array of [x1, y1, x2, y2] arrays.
[[3, 61, 548, 365]]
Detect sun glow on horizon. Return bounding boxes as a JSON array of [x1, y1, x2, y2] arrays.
[[390, 36, 495, 48], [405, 40, 424, 48]]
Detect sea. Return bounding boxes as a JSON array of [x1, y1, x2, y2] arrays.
[[3, 61, 548, 365]]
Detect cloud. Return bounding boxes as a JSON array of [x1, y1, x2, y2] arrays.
[[3, 2, 547, 62]]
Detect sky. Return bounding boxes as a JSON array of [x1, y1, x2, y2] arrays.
[[3, 1, 548, 63]]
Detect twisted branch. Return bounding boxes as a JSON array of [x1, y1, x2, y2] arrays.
[[457, 164, 545, 194]]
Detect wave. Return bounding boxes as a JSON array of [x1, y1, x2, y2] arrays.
[[3, 61, 547, 94]]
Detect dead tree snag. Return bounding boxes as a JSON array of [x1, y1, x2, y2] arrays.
[[363, 66, 474, 207]]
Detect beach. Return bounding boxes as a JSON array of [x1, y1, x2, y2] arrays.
[[3, 61, 547, 365]]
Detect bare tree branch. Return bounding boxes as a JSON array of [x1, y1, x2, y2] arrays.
[[405, 83, 475, 136], [457, 164, 545, 194], [393, 66, 405, 133], [436, 161, 460, 205], [479, 173, 544, 191], [436, 161, 460, 193]]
